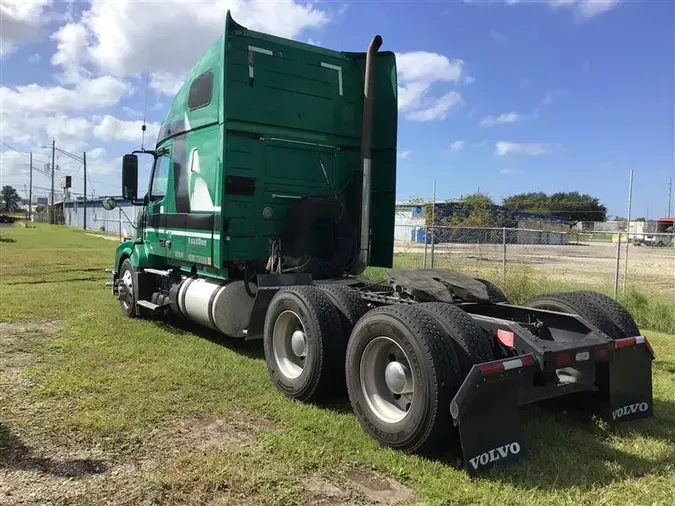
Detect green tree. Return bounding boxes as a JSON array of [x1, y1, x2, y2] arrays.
[[426, 192, 498, 227], [503, 191, 607, 226], [1, 185, 20, 212]]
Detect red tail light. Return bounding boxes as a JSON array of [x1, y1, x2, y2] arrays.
[[555, 353, 572, 367]]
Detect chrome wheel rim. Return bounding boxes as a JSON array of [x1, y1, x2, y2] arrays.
[[120, 269, 133, 311], [359, 336, 415, 424], [272, 310, 307, 380]]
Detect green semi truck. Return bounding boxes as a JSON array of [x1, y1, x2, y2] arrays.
[[109, 12, 655, 475]]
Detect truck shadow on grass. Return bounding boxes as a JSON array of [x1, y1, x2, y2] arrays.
[[154, 314, 265, 361], [478, 399, 675, 490], [0, 423, 108, 478]]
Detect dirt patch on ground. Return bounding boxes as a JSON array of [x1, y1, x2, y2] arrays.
[[300, 470, 415, 506], [0, 320, 414, 505], [347, 468, 415, 504], [0, 320, 63, 390], [0, 320, 62, 341], [165, 411, 274, 453]]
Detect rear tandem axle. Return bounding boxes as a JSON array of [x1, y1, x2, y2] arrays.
[[108, 267, 655, 476]]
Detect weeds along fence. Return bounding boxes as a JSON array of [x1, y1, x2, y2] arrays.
[[392, 225, 675, 304]]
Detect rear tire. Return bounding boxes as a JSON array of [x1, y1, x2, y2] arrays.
[[345, 305, 463, 454], [525, 292, 620, 339], [263, 286, 344, 402], [317, 284, 368, 340], [474, 278, 509, 303], [571, 291, 640, 338], [416, 303, 494, 376]]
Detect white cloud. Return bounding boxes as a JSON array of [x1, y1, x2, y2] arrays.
[[50, 0, 330, 87], [548, 0, 577, 7], [449, 140, 466, 152], [574, 0, 620, 20], [496, 0, 619, 21], [149, 72, 185, 96], [396, 52, 466, 85], [0, 0, 53, 56], [495, 142, 552, 156], [397, 149, 412, 159], [548, 0, 620, 20], [27, 53, 41, 63], [50, 22, 90, 82], [0, 76, 130, 113], [407, 91, 464, 122], [490, 30, 508, 43], [88, 147, 107, 159], [93, 116, 160, 144], [0, 150, 30, 178], [499, 168, 523, 175], [396, 51, 471, 121], [479, 112, 521, 127]]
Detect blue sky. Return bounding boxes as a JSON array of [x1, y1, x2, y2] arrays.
[[1, 0, 673, 218]]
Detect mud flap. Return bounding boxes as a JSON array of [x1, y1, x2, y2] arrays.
[[450, 356, 536, 476], [600, 339, 654, 424]]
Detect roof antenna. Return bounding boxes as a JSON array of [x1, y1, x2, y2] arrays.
[[140, 70, 150, 151]]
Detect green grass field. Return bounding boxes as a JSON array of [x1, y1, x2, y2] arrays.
[[1, 224, 674, 505]]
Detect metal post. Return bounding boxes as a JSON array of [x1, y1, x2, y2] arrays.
[[502, 227, 507, 286], [668, 178, 673, 217], [613, 232, 622, 299], [83, 151, 87, 230], [50, 139, 55, 224], [28, 152, 33, 222], [622, 169, 633, 292], [430, 180, 436, 268], [423, 225, 428, 268]]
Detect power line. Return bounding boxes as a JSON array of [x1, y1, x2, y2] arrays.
[[0, 140, 50, 165]]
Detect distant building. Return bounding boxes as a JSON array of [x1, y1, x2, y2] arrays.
[[393, 201, 569, 245]]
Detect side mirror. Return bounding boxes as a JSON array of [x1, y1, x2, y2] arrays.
[[122, 154, 138, 201]]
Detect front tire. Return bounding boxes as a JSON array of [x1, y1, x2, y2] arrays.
[[346, 305, 462, 454], [263, 286, 344, 402], [118, 259, 137, 318]]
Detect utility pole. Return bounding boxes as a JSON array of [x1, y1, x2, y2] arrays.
[[622, 169, 633, 293], [83, 151, 87, 230], [430, 179, 437, 268], [668, 178, 673, 217], [28, 152, 33, 222], [50, 139, 55, 224]]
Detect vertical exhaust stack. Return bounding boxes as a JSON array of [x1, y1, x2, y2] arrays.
[[357, 35, 383, 268]]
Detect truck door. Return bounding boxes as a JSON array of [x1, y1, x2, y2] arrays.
[[145, 148, 173, 260]]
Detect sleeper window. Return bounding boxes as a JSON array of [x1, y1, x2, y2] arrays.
[[188, 70, 213, 110]]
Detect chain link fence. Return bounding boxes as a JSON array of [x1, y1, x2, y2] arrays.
[[392, 225, 675, 302]]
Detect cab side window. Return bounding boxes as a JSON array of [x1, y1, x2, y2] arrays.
[[188, 70, 213, 111], [150, 153, 171, 200]]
